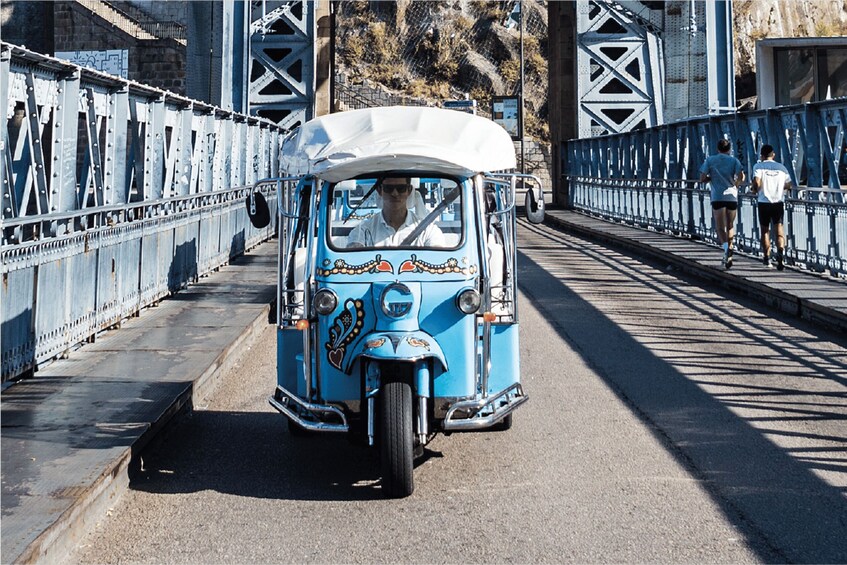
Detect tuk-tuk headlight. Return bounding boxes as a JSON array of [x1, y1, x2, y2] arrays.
[[314, 289, 338, 315], [456, 289, 481, 314]]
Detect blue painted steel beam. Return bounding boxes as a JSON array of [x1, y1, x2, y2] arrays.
[[705, 0, 735, 113]]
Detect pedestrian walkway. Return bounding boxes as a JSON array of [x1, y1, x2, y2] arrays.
[[544, 210, 847, 334], [1, 241, 277, 564]]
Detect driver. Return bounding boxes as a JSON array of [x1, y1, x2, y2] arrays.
[[347, 176, 445, 248]]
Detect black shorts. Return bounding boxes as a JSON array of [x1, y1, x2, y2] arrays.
[[757, 202, 785, 228], [711, 201, 738, 211]]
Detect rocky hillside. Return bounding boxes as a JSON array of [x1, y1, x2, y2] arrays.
[[335, 0, 549, 141]]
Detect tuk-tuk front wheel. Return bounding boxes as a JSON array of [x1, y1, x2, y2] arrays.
[[380, 381, 414, 498]]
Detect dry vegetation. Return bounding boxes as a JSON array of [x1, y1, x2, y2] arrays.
[[336, 0, 550, 142]]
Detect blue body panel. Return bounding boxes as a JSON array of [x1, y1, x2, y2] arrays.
[[349, 330, 448, 371], [311, 278, 480, 402], [487, 323, 520, 394], [276, 328, 303, 395]]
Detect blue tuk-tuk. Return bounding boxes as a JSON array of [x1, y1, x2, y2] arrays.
[[247, 106, 545, 497]]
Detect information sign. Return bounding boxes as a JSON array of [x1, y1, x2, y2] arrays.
[[491, 96, 521, 140]]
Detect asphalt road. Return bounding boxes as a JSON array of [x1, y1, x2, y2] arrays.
[[71, 221, 847, 564]]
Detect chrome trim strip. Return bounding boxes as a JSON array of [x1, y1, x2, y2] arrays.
[[268, 385, 349, 433], [367, 395, 375, 446], [417, 395, 428, 445], [442, 383, 528, 431]]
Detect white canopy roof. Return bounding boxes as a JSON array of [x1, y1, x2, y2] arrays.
[[280, 106, 517, 182]]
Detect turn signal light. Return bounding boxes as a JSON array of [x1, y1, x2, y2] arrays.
[[295, 319, 309, 330], [482, 312, 496, 322]]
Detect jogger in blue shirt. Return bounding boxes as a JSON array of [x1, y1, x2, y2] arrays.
[[699, 139, 745, 269]]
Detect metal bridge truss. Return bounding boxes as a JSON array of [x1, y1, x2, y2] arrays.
[[577, 0, 735, 135], [576, 0, 665, 137], [565, 98, 847, 278], [249, 0, 314, 131], [1, 43, 282, 381]]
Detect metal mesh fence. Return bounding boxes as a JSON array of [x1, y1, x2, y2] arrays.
[[334, 0, 549, 143]]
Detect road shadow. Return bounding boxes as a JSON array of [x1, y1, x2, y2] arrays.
[[129, 408, 445, 502], [516, 220, 847, 564]]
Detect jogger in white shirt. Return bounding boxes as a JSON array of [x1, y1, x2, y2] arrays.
[[751, 144, 793, 270]]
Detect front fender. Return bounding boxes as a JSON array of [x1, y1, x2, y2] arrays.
[[347, 331, 448, 373]]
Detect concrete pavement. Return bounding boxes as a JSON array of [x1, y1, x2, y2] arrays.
[[2, 209, 846, 564]]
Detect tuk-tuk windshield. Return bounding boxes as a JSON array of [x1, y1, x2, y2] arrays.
[[328, 175, 463, 250]]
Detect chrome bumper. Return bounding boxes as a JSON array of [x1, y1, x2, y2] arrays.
[[442, 383, 528, 431], [268, 385, 349, 433]]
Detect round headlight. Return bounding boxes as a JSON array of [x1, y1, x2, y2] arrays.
[[314, 289, 338, 315], [456, 288, 481, 314]]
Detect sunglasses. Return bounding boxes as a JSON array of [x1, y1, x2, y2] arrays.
[[382, 184, 412, 194]]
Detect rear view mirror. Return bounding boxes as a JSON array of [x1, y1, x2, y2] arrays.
[[246, 190, 271, 228], [524, 186, 545, 224]]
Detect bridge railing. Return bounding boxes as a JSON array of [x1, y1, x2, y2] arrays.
[[1, 43, 284, 381], [569, 176, 846, 278], [565, 96, 847, 278]]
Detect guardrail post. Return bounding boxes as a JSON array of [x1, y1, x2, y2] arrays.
[[686, 183, 695, 236], [145, 95, 166, 200], [24, 71, 49, 216], [829, 202, 840, 276], [801, 104, 823, 189]]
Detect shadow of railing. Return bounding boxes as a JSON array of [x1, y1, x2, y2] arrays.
[[516, 220, 847, 563]]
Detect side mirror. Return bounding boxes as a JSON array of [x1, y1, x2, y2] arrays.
[[524, 187, 545, 224], [246, 190, 271, 228]]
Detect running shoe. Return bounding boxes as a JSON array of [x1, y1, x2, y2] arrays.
[[776, 248, 785, 271], [763, 254, 771, 268]]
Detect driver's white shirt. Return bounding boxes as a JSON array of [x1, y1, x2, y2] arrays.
[[348, 209, 445, 248]]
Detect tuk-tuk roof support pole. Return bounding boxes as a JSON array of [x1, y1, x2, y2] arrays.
[[302, 178, 319, 401]]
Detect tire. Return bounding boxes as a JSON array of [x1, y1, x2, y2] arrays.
[[380, 381, 414, 498], [491, 413, 513, 431]]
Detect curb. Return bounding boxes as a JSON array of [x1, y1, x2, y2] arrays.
[[14, 302, 273, 565], [544, 213, 847, 335]]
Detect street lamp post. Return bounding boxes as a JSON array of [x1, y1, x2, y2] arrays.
[[519, 0, 525, 174]]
